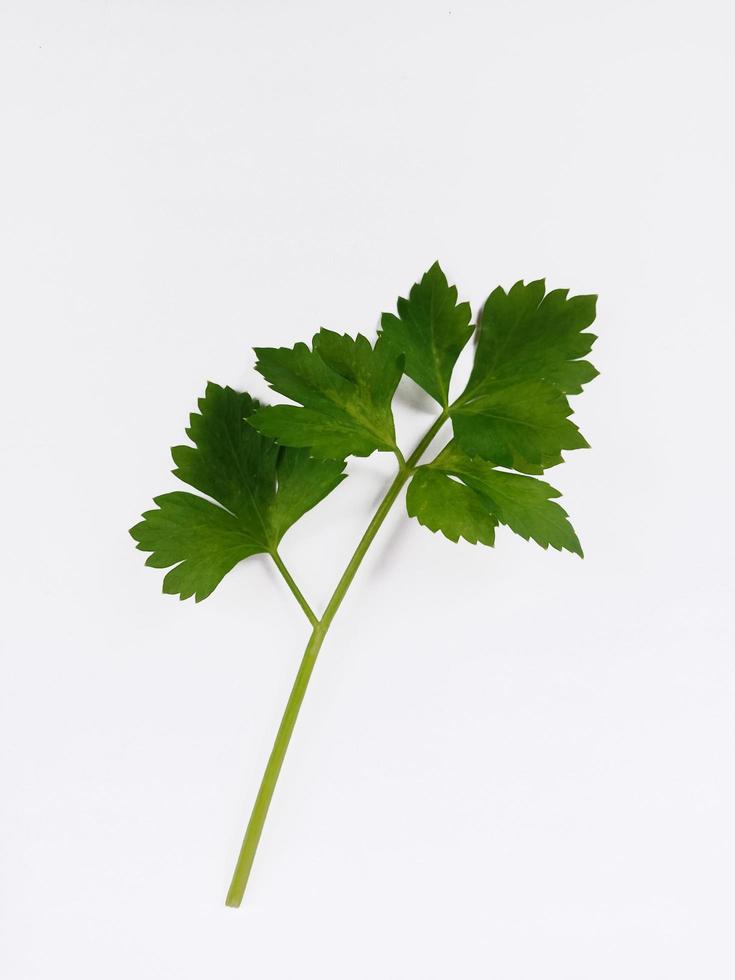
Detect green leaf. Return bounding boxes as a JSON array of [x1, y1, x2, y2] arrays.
[[130, 383, 345, 600], [130, 492, 265, 602], [379, 261, 473, 407], [250, 331, 403, 459], [171, 384, 278, 528], [467, 280, 598, 395], [407, 442, 583, 556], [451, 379, 588, 474], [450, 280, 597, 472], [406, 468, 497, 545]]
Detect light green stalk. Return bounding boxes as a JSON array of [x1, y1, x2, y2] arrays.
[[225, 411, 448, 907]]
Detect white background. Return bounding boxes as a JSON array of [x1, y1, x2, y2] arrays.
[[2, 2, 734, 977]]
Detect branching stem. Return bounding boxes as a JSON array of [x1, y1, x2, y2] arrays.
[[225, 410, 449, 907], [271, 549, 318, 627]]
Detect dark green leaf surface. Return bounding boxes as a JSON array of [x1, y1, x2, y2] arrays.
[[451, 379, 588, 474], [406, 468, 497, 545], [250, 331, 403, 459], [130, 384, 345, 600], [407, 442, 583, 556], [467, 280, 598, 395], [450, 280, 597, 472], [130, 492, 264, 602], [379, 262, 473, 407]]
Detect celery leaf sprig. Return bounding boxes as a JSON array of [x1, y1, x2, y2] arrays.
[[130, 262, 598, 906]]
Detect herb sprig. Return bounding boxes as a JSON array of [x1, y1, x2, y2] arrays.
[[130, 263, 598, 906]]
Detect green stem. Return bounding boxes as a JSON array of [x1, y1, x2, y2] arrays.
[[225, 624, 326, 907], [319, 412, 448, 627], [225, 411, 449, 908], [271, 549, 318, 627]]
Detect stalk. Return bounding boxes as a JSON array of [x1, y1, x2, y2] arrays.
[[271, 549, 318, 627], [225, 411, 448, 907]]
